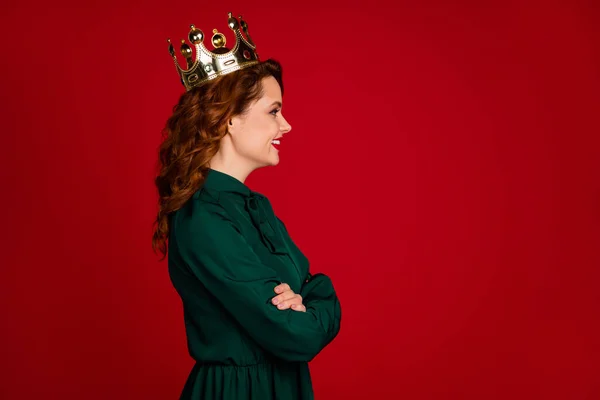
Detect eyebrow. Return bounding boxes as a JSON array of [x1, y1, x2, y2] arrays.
[[269, 101, 282, 108]]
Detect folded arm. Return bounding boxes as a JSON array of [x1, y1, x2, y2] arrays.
[[174, 206, 342, 362]]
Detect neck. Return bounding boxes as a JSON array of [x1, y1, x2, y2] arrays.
[[208, 150, 253, 184]]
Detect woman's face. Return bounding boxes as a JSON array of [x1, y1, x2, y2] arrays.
[[228, 76, 292, 168]]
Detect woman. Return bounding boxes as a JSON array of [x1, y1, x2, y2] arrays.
[[152, 13, 342, 399]]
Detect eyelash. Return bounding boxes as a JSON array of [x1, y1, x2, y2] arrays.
[[270, 108, 280, 116]]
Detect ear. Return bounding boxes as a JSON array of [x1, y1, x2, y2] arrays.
[[227, 115, 243, 136]]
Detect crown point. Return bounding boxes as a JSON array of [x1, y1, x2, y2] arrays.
[[188, 26, 204, 44], [179, 40, 194, 68], [180, 41, 192, 55], [228, 15, 239, 30], [167, 39, 175, 57], [211, 29, 227, 48]]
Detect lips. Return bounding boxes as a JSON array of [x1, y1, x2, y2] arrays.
[[271, 137, 281, 150]]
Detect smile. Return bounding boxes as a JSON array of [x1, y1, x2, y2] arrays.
[[271, 139, 281, 150]]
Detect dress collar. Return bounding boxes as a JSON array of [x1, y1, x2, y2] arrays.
[[202, 168, 253, 197], [199, 168, 290, 257]]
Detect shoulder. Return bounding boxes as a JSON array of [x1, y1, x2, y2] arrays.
[[173, 189, 240, 239]]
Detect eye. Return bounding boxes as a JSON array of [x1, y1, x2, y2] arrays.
[[269, 108, 280, 116]]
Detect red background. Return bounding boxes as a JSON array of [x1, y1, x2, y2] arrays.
[[2, 0, 599, 398]]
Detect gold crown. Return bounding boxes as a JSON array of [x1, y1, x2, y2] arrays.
[[167, 12, 260, 91]]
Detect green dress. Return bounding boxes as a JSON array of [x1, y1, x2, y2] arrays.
[[168, 168, 342, 399]]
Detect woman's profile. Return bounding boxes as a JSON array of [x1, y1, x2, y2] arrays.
[[152, 12, 342, 399]]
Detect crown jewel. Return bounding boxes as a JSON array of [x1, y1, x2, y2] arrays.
[[167, 12, 260, 91]]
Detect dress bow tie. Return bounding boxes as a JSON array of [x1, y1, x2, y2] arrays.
[[245, 194, 287, 254]]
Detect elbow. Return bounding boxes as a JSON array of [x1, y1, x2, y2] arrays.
[[260, 292, 342, 362], [272, 316, 342, 363], [271, 336, 328, 363]]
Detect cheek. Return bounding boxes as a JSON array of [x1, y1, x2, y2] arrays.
[[236, 116, 278, 150], [253, 117, 279, 141], [237, 126, 273, 152]]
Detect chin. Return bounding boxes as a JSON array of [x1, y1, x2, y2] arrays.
[[255, 158, 279, 169], [267, 154, 280, 166]]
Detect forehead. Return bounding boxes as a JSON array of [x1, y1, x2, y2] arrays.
[[258, 76, 282, 103]]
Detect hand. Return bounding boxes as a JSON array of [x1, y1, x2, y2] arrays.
[[272, 283, 306, 312]]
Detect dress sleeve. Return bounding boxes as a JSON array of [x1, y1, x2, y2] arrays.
[[174, 206, 342, 362], [275, 215, 333, 296]]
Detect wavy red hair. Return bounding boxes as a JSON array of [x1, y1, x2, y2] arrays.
[[152, 59, 284, 259]]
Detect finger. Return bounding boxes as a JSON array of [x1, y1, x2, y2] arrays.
[[275, 294, 303, 309], [291, 304, 306, 312], [274, 283, 290, 294], [272, 290, 300, 305], [272, 292, 301, 305], [274, 294, 302, 308]]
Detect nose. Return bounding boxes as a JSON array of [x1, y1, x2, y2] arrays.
[[279, 114, 292, 134]]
